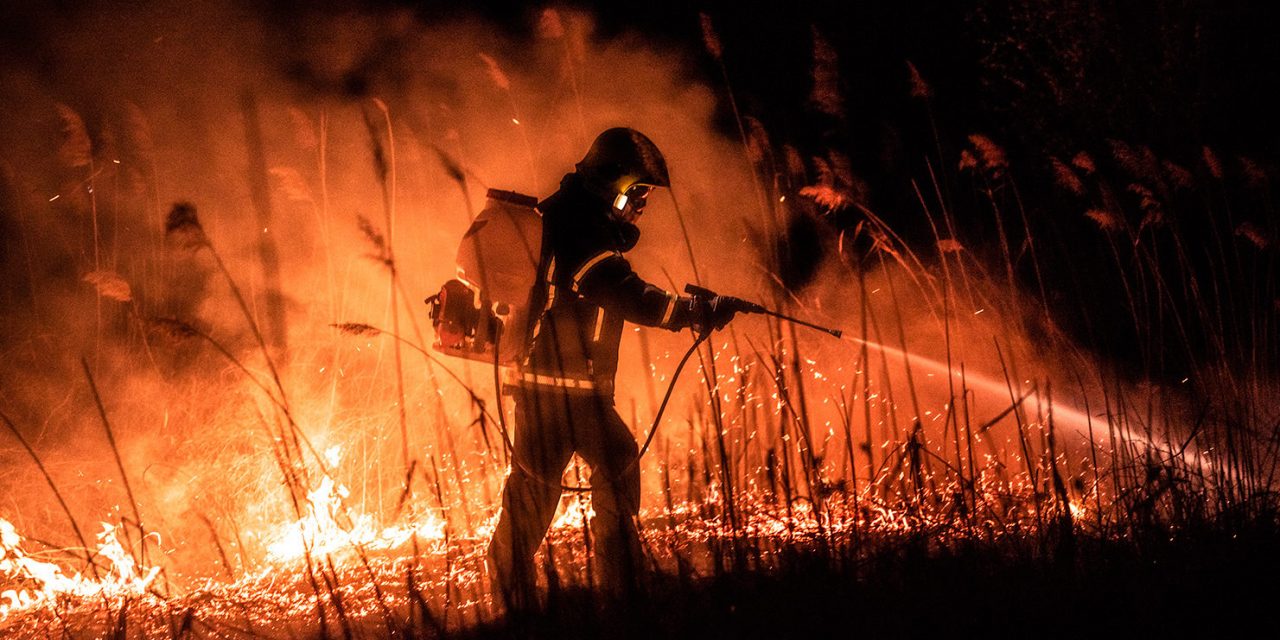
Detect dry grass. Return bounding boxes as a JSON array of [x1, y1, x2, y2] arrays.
[[1, 14, 1276, 640]]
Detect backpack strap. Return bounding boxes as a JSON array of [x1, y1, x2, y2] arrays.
[[518, 211, 555, 366]]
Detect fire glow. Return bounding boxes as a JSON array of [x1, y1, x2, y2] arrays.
[[0, 2, 1272, 637], [1, 520, 159, 618], [265, 446, 447, 563]]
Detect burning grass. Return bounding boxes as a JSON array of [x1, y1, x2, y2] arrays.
[[1, 4, 1278, 638], [0, 313, 1269, 637]]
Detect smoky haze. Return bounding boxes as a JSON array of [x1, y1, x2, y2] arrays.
[[0, 0, 760, 410], [0, 0, 784, 578], [0, 0, 1123, 589]]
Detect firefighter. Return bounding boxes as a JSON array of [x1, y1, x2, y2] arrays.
[[488, 128, 736, 610]]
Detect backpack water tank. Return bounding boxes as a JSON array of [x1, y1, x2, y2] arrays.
[[439, 189, 543, 364]]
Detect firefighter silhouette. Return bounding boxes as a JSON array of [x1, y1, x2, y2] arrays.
[[487, 128, 736, 610]]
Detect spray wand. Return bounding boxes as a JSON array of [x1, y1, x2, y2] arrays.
[[684, 284, 843, 338]]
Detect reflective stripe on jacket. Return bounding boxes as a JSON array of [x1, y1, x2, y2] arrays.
[[522, 173, 692, 386]]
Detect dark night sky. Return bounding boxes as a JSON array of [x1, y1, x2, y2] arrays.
[[440, 0, 1280, 154], [6, 0, 1279, 167]]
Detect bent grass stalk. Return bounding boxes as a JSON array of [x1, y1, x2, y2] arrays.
[[361, 98, 412, 486], [80, 358, 148, 572], [0, 410, 100, 580]]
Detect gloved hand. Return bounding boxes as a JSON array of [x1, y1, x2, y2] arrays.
[[685, 295, 738, 335]]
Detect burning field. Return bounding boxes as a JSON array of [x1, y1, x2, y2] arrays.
[[1, 1, 1278, 637]]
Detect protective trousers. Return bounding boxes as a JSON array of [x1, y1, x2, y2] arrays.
[[487, 387, 642, 610]]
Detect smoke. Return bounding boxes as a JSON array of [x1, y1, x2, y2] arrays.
[[0, 2, 761, 379], [0, 1, 1192, 593], [0, 0, 771, 577]]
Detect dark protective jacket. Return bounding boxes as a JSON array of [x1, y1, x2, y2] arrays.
[[521, 173, 693, 388]]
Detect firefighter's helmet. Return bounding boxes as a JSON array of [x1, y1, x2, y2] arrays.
[[576, 128, 670, 197]]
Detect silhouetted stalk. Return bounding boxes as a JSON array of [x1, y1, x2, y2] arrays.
[[910, 64, 959, 236], [668, 187, 745, 560], [1045, 382, 1075, 548], [913, 175, 968, 490], [941, 282, 967, 495], [197, 514, 234, 580], [345, 541, 398, 636], [753, 334, 796, 538], [699, 12, 772, 236], [1009, 182, 1053, 326], [960, 364, 978, 527], [152, 316, 335, 508], [319, 556, 354, 640], [319, 110, 334, 320], [263, 420, 330, 639], [857, 203, 943, 316], [856, 261, 876, 487], [761, 333, 827, 538], [833, 385, 860, 545], [189, 216, 312, 472], [980, 177, 1019, 311], [80, 358, 148, 571], [879, 258, 923, 418], [926, 158, 979, 309], [860, 271, 905, 463], [685, 417, 698, 508], [195, 513, 259, 635], [362, 98, 412, 483], [667, 190, 703, 285], [785, 320, 828, 535], [0, 410, 100, 579], [90, 158, 102, 367], [428, 455, 453, 632], [238, 92, 288, 359], [993, 342, 1044, 537]]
